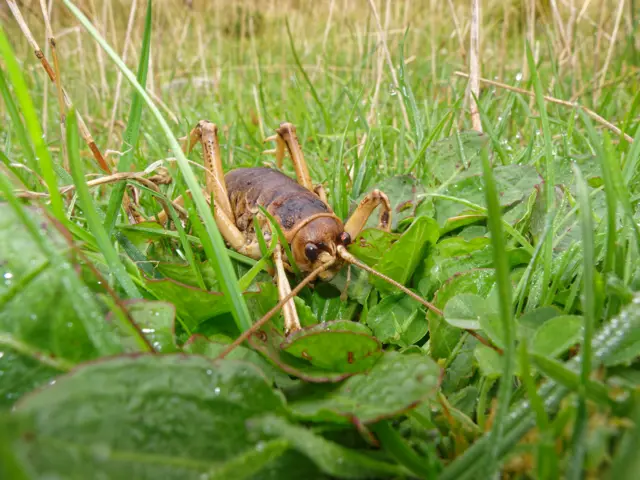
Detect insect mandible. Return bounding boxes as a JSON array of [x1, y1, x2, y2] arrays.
[[158, 120, 440, 336]]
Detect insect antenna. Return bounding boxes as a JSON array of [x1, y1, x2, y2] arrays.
[[336, 245, 442, 315], [337, 245, 503, 353], [217, 258, 336, 359]]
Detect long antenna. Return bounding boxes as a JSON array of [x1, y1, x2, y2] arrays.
[[216, 259, 336, 359], [337, 246, 501, 353], [337, 245, 442, 315]]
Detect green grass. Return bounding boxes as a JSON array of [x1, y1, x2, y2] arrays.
[[1, 0, 640, 478]]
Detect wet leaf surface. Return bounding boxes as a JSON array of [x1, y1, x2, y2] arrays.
[[281, 321, 382, 374], [11, 355, 286, 479], [289, 352, 441, 424]]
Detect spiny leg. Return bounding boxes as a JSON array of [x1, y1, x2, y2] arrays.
[[273, 244, 301, 335], [343, 189, 393, 239], [185, 120, 234, 220], [264, 122, 328, 201]]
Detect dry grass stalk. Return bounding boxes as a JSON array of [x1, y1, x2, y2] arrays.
[[596, 0, 625, 102], [107, 0, 138, 150], [6, 0, 111, 173], [454, 71, 634, 144], [39, 0, 69, 172], [366, 0, 411, 131], [469, 0, 482, 132]]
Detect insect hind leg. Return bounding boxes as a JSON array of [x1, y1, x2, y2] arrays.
[[343, 190, 393, 239], [263, 122, 328, 202], [184, 120, 234, 220]]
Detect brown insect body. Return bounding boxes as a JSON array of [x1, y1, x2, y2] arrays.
[[158, 119, 442, 337], [226, 167, 348, 279]]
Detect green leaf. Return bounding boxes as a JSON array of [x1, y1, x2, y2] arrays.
[[11, 355, 286, 479], [531, 315, 583, 358], [443, 294, 491, 330], [250, 415, 406, 479], [426, 130, 488, 184], [366, 293, 427, 347], [350, 175, 426, 231], [516, 306, 562, 338], [248, 326, 359, 383], [290, 352, 441, 424], [427, 269, 496, 360], [347, 228, 399, 266], [142, 277, 276, 332], [371, 216, 439, 293], [281, 320, 382, 374], [115, 300, 178, 353], [434, 165, 542, 227]]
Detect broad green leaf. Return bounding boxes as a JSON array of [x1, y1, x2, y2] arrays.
[[0, 204, 112, 363], [248, 326, 360, 383], [293, 297, 319, 328], [350, 175, 426, 231], [366, 293, 427, 347], [290, 352, 441, 424], [474, 344, 518, 378], [443, 293, 491, 330], [281, 320, 382, 374], [427, 130, 488, 183], [426, 269, 496, 360], [182, 335, 290, 386], [419, 236, 530, 297], [371, 216, 439, 293], [311, 287, 359, 323], [143, 278, 276, 332], [516, 306, 562, 338], [531, 315, 583, 358], [0, 348, 62, 409], [114, 300, 177, 353], [347, 228, 399, 266], [11, 355, 286, 479], [142, 276, 230, 330], [250, 415, 407, 479], [434, 165, 542, 226]]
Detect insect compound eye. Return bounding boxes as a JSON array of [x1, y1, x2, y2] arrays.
[[338, 232, 351, 246], [304, 243, 319, 262]]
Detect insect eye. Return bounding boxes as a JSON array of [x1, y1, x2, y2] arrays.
[[305, 243, 319, 262], [339, 232, 351, 246]]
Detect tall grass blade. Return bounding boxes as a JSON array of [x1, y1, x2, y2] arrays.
[[480, 145, 515, 476], [67, 108, 141, 299], [285, 19, 332, 131], [63, 0, 253, 333], [104, 0, 153, 235], [0, 25, 65, 220], [567, 163, 596, 480], [0, 68, 36, 173], [526, 41, 555, 304]]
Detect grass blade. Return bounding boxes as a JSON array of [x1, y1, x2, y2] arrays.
[[0, 25, 65, 220], [67, 108, 141, 299], [526, 41, 555, 305], [480, 144, 515, 476], [104, 0, 153, 235], [62, 0, 253, 333], [567, 163, 596, 480], [0, 67, 36, 173], [285, 18, 332, 131]]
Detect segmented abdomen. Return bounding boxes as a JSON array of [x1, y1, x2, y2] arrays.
[[225, 167, 330, 232]]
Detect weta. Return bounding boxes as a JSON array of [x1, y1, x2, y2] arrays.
[[158, 120, 440, 336]]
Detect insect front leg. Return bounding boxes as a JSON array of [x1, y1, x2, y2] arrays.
[[264, 122, 328, 202], [273, 244, 301, 335], [343, 190, 393, 239]]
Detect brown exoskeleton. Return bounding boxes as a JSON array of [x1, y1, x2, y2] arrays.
[[158, 120, 440, 336]]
